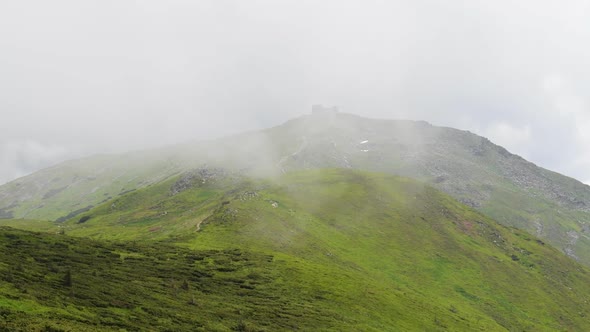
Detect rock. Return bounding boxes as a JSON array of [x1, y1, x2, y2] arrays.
[[170, 167, 234, 195], [239, 191, 259, 201]]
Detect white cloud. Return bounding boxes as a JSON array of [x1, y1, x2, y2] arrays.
[[2, 1, 590, 184], [540, 74, 590, 174], [485, 123, 532, 158], [543, 75, 590, 139], [0, 140, 69, 184]]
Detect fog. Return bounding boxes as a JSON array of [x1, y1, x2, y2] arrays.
[[2, 0, 590, 184]]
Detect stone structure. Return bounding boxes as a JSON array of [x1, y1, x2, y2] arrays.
[[311, 104, 339, 114]]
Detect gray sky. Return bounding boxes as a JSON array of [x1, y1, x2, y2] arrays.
[[2, 0, 590, 184]]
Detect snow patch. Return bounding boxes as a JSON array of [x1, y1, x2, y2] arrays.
[[360, 140, 369, 144], [361, 149, 370, 152]]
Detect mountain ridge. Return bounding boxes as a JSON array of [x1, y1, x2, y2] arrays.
[[3, 111, 590, 265]]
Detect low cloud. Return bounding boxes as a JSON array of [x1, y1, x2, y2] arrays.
[[485, 123, 532, 159], [0, 140, 69, 184], [2, 1, 590, 184]]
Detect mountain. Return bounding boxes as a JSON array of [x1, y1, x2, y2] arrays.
[[2, 111, 590, 266], [2, 169, 590, 331]]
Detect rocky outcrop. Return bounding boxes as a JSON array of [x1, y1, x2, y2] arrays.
[[170, 167, 236, 195]]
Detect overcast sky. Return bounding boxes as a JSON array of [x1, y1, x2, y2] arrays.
[[2, 0, 590, 184]]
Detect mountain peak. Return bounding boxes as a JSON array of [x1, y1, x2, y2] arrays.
[[311, 104, 339, 115], [3, 112, 590, 265]]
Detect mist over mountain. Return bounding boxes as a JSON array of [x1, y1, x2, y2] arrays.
[[4, 1, 590, 330], [4, 111, 590, 268], [4, 1, 590, 185]]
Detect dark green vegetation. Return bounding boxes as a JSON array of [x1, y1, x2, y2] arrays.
[[0, 227, 342, 331], [3, 169, 590, 330], [2, 112, 590, 266]]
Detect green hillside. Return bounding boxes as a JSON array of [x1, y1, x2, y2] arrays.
[[0, 152, 185, 221], [3, 112, 590, 266], [3, 169, 589, 330], [0, 227, 345, 331]]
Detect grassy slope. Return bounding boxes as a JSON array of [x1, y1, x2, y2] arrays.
[[0, 219, 58, 233], [277, 114, 590, 264], [4, 113, 590, 267], [0, 151, 185, 221], [22, 169, 590, 331], [0, 227, 348, 331]]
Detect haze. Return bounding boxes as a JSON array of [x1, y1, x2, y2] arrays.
[[2, 0, 590, 184]]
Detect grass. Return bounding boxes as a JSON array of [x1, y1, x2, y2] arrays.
[[0, 227, 351, 331], [3, 169, 590, 330], [4, 113, 590, 270]]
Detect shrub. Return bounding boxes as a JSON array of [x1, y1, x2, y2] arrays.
[[63, 270, 72, 287], [78, 216, 91, 224]]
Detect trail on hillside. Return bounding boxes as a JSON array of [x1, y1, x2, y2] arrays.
[[195, 213, 212, 231]]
